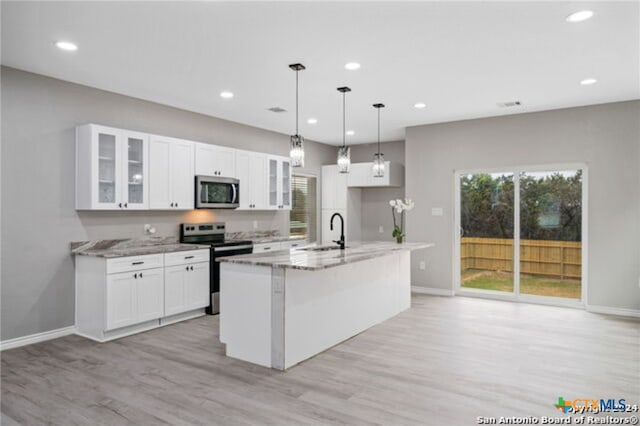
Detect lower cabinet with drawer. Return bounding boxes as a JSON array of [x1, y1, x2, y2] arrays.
[[75, 249, 209, 342], [163, 250, 210, 319], [253, 240, 308, 253]]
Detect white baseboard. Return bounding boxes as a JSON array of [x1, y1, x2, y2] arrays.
[[0, 326, 76, 351], [587, 304, 640, 318], [412, 286, 454, 297]]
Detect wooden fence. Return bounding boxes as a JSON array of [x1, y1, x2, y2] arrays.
[[461, 237, 581, 279]]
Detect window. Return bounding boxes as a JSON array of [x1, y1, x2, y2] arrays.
[[290, 175, 317, 241]]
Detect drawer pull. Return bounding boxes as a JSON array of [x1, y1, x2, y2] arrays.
[[184, 256, 194, 259], [263, 247, 271, 250], [132, 261, 144, 265]]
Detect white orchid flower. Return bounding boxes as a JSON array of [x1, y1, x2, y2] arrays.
[[389, 200, 397, 207], [395, 206, 403, 213]]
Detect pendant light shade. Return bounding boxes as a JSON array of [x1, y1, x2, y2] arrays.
[[289, 63, 306, 167], [337, 86, 351, 173], [372, 103, 385, 178]]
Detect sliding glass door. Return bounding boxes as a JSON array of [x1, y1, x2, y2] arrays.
[[459, 173, 515, 294], [456, 166, 585, 305], [519, 170, 582, 300]]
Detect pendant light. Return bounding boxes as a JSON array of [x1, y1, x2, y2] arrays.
[[336, 86, 351, 173], [289, 63, 306, 167], [372, 103, 385, 177]]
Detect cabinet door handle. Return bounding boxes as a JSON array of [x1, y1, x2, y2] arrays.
[[134, 273, 138, 279], [190, 266, 194, 271], [132, 261, 144, 265], [170, 202, 174, 207], [184, 255, 194, 259], [186, 266, 189, 271], [139, 272, 143, 278], [124, 203, 128, 208], [175, 202, 178, 208], [119, 203, 123, 208]]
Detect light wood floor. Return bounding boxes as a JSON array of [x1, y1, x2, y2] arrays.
[[2, 295, 639, 425]]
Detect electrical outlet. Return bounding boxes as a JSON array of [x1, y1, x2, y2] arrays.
[[379, 225, 384, 233], [431, 207, 443, 216], [419, 261, 426, 270], [253, 220, 258, 229]]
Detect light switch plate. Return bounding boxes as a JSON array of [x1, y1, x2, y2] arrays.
[[253, 220, 258, 229], [419, 261, 426, 270], [379, 225, 384, 233], [431, 207, 444, 216]]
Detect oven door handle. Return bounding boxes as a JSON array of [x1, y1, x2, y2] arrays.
[[231, 183, 238, 204], [214, 244, 253, 252]]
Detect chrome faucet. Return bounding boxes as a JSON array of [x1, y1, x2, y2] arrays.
[[330, 212, 345, 250]]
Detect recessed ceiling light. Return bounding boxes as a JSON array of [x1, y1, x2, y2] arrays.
[[344, 62, 361, 71], [580, 78, 597, 86], [414, 102, 426, 109], [55, 41, 78, 51], [307, 118, 318, 124], [566, 10, 594, 23], [346, 130, 355, 136], [220, 91, 234, 99]]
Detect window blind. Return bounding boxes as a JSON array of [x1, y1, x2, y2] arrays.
[[290, 175, 317, 241]]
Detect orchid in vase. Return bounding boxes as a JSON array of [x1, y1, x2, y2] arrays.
[[389, 198, 415, 243]]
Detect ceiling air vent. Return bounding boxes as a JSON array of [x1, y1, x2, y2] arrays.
[[267, 106, 287, 113], [497, 101, 522, 108]]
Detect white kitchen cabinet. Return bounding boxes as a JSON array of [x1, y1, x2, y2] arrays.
[[252, 240, 308, 253], [321, 165, 348, 210], [164, 250, 210, 317], [76, 253, 165, 341], [195, 143, 236, 178], [267, 156, 292, 210], [321, 165, 361, 245], [106, 267, 164, 330], [235, 150, 267, 210], [149, 136, 194, 210], [105, 271, 138, 330], [76, 124, 149, 210], [252, 242, 282, 253], [280, 239, 308, 250], [347, 161, 404, 188]]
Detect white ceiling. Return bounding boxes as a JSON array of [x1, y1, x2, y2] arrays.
[[2, 1, 639, 145]]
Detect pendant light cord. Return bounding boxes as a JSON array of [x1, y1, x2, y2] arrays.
[[377, 108, 381, 155], [342, 92, 346, 148], [295, 70, 299, 136]]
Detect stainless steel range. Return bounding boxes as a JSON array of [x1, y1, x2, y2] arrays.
[[180, 223, 253, 315]]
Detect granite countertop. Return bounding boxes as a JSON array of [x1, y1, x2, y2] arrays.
[[217, 241, 434, 271], [247, 235, 307, 245], [226, 231, 307, 245], [71, 237, 208, 258]]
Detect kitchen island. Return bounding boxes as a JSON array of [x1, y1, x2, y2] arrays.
[[218, 241, 433, 370]]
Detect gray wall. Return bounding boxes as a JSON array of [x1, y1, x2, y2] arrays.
[[406, 100, 640, 311], [1, 67, 335, 341], [350, 141, 405, 241]]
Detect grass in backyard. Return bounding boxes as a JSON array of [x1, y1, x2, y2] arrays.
[[461, 269, 581, 299]]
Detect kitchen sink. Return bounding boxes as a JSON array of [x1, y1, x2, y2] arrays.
[[300, 245, 347, 252]]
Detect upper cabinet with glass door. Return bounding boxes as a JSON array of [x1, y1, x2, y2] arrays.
[[76, 124, 149, 210], [266, 155, 292, 210]]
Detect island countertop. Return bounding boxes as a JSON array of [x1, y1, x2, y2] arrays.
[[217, 241, 434, 271]]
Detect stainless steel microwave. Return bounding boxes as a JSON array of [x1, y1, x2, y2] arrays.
[[195, 175, 239, 209]]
